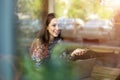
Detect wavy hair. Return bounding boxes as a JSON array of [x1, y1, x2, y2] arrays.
[[37, 13, 62, 44]]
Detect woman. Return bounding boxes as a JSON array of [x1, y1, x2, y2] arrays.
[[30, 13, 85, 68]]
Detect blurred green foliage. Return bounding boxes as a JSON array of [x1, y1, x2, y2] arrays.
[[55, 0, 114, 20], [51, 42, 83, 60], [21, 42, 81, 80], [17, 0, 42, 19]]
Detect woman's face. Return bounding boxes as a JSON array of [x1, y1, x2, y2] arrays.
[[47, 18, 61, 39]]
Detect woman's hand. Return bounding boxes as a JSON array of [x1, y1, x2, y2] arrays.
[[71, 48, 86, 57]]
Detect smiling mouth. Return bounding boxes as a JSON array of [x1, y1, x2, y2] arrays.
[[54, 32, 59, 35], [54, 30, 60, 35]]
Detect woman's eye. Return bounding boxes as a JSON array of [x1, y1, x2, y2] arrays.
[[52, 24, 57, 27]]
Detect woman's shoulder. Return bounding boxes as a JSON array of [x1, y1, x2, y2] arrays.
[[32, 38, 42, 44], [30, 38, 42, 53], [55, 38, 63, 42], [57, 39, 63, 43], [30, 38, 43, 48]]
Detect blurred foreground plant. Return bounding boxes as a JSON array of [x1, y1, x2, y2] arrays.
[[21, 42, 82, 80]]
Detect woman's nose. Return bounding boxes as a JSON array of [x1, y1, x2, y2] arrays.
[[55, 25, 60, 30]]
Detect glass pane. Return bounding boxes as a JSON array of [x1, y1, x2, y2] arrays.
[[55, 0, 120, 47], [55, 0, 120, 70]]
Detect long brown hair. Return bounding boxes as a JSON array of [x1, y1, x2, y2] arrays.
[[30, 13, 62, 55], [37, 13, 62, 44]]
